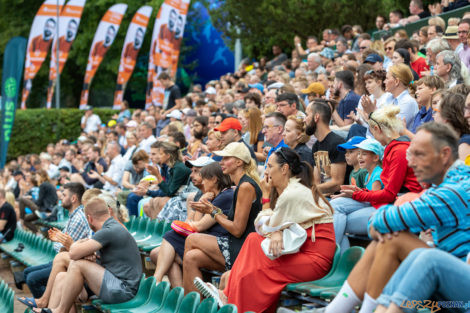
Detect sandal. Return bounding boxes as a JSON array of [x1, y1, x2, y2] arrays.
[[193, 277, 224, 308], [17, 296, 37, 308]]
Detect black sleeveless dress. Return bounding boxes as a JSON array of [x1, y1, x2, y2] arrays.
[[217, 174, 262, 270]]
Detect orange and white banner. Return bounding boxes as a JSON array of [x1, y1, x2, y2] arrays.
[[145, 0, 190, 108], [112, 5, 152, 110], [79, 3, 127, 109], [46, 0, 86, 109], [20, 0, 65, 109]]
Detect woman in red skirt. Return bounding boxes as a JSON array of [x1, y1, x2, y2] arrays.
[[195, 147, 336, 312]]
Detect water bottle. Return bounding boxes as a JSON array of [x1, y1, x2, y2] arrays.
[[57, 200, 64, 221], [430, 65, 434, 76]]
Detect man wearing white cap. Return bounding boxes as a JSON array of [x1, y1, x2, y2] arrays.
[[166, 110, 182, 122]]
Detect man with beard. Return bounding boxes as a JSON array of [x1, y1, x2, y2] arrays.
[[305, 99, 347, 195], [17, 183, 89, 306], [331, 70, 361, 127]]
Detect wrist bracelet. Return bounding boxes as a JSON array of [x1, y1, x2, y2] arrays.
[[262, 198, 270, 204]]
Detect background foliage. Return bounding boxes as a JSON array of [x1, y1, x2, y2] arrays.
[[210, 0, 413, 58], [8, 108, 117, 159]]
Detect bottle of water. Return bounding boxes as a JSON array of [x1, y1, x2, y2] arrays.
[[57, 200, 64, 221]]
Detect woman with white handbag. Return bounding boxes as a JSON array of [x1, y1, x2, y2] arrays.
[[195, 147, 336, 312]]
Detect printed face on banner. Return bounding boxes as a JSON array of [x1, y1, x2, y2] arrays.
[[43, 18, 56, 41], [66, 19, 78, 42], [104, 25, 117, 47], [134, 27, 144, 50]]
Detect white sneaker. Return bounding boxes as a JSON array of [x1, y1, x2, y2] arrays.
[[193, 277, 224, 308]]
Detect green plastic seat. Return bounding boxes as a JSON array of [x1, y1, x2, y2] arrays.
[[139, 221, 166, 252], [125, 215, 136, 230], [130, 217, 145, 236], [217, 304, 238, 313], [175, 292, 200, 313], [111, 281, 171, 313], [94, 275, 152, 311], [195, 298, 218, 313], [135, 219, 157, 242], [148, 286, 184, 313], [286, 246, 364, 297]]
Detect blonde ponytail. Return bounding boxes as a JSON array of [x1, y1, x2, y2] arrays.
[[368, 105, 403, 138], [244, 158, 261, 186]]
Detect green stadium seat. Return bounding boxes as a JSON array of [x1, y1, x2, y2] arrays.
[[217, 304, 238, 313], [195, 298, 218, 313], [138, 221, 169, 252], [176, 292, 200, 313], [110, 281, 171, 313], [125, 215, 136, 230], [135, 219, 157, 242], [143, 286, 184, 313], [286, 246, 364, 297], [132, 218, 151, 241], [0, 280, 14, 313], [286, 244, 340, 292]]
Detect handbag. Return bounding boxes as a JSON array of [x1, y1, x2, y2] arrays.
[[260, 222, 307, 260], [171, 220, 197, 237]]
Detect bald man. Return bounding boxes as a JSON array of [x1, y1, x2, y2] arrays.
[[39, 198, 141, 313]]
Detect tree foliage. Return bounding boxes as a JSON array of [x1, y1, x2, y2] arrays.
[[210, 0, 411, 58], [0, 0, 165, 108]]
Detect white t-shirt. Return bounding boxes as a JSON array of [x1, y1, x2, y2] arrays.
[[138, 135, 157, 154], [103, 154, 125, 193], [81, 114, 102, 134]]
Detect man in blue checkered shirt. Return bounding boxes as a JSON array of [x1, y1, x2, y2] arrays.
[[17, 183, 90, 308]]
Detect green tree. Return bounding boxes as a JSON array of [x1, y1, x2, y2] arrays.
[[210, 0, 411, 58]]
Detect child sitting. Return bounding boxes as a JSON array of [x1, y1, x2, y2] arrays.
[[336, 136, 368, 189], [354, 138, 384, 191]]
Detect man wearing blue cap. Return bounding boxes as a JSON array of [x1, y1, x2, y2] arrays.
[[363, 54, 384, 71]]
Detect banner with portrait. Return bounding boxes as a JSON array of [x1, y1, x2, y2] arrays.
[[145, 0, 190, 108], [79, 3, 127, 109], [20, 0, 65, 109], [1, 37, 27, 168], [46, 0, 86, 109], [112, 5, 152, 110]]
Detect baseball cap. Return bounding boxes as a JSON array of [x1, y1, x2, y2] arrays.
[[443, 25, 458, 40], [320, 47, 335, 60], [166, 110, 182, 120], [337, 136, 366, 152], [213, 142, 251, 164], [354, 138, 385, 160], [214, 117, 242, 132], [126, 120, 138, 128], [58, 166, 70, 172], [206, 86, 217, 95], [12, 170, 24, 177], [185, 156, 216, 168], [267, 82, 284, 90], [364, 54, 383, 64], [301, 82, 325, 95], [248, 83, 264, 94]]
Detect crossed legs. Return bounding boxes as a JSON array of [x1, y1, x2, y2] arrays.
[[151, 240, 184, 287]]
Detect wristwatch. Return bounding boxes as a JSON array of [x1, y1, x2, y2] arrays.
[[210, 207, 223, 218]]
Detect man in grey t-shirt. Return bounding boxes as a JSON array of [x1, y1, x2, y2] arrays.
[[41, 198, 142, 312]]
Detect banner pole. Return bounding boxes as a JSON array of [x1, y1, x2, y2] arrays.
[[56, 0, 60, 109]]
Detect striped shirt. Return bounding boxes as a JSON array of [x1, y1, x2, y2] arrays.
[[370, 161, 470, 260], [53, 205, 91, 252]]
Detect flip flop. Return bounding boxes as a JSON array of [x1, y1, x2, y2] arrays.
[[41, 309, 53, 313], [17, 296, 37, 308]]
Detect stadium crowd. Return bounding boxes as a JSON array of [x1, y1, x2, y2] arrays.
[[1, 0, 470, 312]]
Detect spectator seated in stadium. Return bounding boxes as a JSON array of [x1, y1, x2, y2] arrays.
[[196, 147, 336, 312], [18, 169, 58, 233], [331, 105, 422, 251], [33, 197, 142, 313], [152, 162, 234, 287], [0, 189, 16, 243], [182, 142, 262, 294], [282, 115, 315, 166], [324, 122, 470, 313], [117, 150, 149, 207]]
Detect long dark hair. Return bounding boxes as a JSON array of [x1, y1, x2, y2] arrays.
[[200, 162, 232, 191], [270, 147, 333, 211], [440, 92, 470, 136]]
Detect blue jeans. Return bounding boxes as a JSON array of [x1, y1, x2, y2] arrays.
[[126, 193, 143, 216], [24, 262, 53, 298], [330, 197, 375, 251], [378, 248, 470, 313]]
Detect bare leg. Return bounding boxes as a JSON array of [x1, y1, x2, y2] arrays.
[[182, 234, 225, 294], [46, 272, 68, 309], [386, 302, 403, 313], [219, 270, 230, 290], [346, 241, 377, 300], [168, 262, 183, 287], [53, 260, 105, 313], [366, 233, 428, 298], [153, 240, 177, 283], [36, 252, 71, 307], [148, 197, 170, 219], [375, 305, 388, 313]]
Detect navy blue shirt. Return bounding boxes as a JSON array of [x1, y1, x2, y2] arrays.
[[410, 106, 433, 133], [338, 91, 361, 121]]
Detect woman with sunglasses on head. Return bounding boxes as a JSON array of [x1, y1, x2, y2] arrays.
[[331, 105, 422, 251], [182, 142, 262, 294], [194, 147, 335, 312]]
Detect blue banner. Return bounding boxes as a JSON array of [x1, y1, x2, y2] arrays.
[[1, 37, 27, 168]]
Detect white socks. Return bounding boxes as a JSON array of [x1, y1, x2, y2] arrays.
[[358, 292, 377, 313], [325, 281, 361, 313]]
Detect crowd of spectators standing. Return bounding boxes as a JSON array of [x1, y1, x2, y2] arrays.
[[0, 1, 470, 312]]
